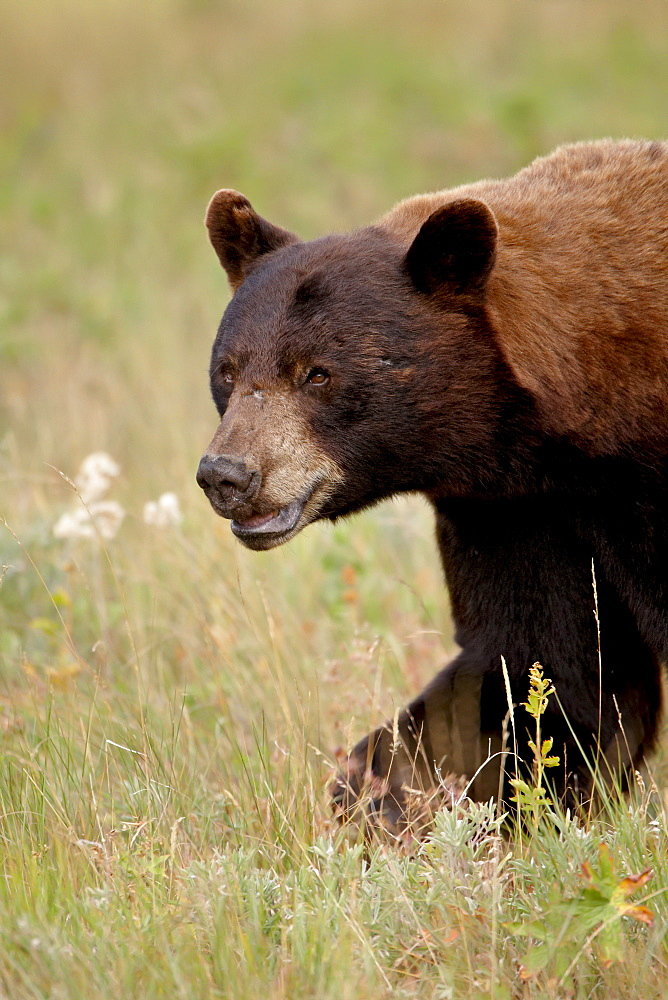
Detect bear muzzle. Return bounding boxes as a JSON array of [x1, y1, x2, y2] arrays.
[[196, 452, 310, 547], [196, 454, 261, 515]]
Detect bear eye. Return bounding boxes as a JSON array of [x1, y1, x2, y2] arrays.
[[222, 372, 235, 385], [306, 368, 330, 386]]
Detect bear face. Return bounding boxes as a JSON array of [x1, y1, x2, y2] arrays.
[[198, 191, 532, 550]]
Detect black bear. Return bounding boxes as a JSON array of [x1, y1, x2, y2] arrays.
[[197, 140, 668, 828]]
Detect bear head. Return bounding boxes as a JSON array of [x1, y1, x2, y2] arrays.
[[197, 190, 523, 550]]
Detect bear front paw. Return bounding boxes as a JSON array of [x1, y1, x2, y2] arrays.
[[329, 748, 465, 845]]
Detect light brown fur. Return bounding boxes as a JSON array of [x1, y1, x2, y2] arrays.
[[380, 139, 668, 452], [205, 389, 344, 532]]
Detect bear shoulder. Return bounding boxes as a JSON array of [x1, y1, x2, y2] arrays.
[[380, 140, 668, 450], [379, 139, 668, 243]]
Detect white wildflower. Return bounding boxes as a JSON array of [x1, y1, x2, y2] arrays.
[[53, 452, 124, 541], [143, 492, 182, 528], [53, 500, 125, 541], [75, 452, 120, 504]]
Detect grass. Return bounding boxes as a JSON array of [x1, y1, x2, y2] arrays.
[[2, 0, 668, 995]]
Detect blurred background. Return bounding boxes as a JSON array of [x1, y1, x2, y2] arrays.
[[2, 0, 668, 840]]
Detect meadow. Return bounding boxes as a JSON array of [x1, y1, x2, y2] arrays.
[[2, 1, 668, 996]]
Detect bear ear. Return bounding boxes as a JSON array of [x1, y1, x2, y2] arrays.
[[205, 190, 299, 291], [404, 199, 498, 300]]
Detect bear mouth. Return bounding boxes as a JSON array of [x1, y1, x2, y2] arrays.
[[231, 498, 306, 549]]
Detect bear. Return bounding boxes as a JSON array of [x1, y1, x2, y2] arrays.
[[197, 139, 668, 833]]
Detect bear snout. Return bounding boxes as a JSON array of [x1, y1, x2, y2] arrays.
[[196, 454, 261, 515]]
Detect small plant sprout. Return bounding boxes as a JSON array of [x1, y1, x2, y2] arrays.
[[510, 662, 560, 828], [508, 844, 654, 985], [143, 492, 183, 527]]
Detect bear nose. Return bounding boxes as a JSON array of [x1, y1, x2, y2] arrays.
[[196, 455, 260, 502]]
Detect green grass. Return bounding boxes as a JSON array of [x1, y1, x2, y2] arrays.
[[3, 0, 668, 995]]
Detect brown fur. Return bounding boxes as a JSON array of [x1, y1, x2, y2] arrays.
[[204, 389, 343, 534], [199, 140, 668, 834], [381, 139, 668, 451], [205, 189, 298, 291]]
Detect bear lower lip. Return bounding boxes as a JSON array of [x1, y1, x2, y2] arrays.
[[231, 499, 304, 538], [234, 510, 279, 530]]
